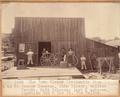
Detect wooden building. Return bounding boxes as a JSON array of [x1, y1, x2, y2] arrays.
[[86, 39, 118, 57], [13, 17, 119, 69], [13, 17, 86, 66], [86, 38, 119, 69]]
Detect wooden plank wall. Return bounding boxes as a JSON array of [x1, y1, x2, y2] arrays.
[[13, 17, 86, 65], [86, 39, 118, 56], [86, 39, 119, 68]]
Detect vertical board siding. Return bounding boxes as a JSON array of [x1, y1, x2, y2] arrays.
[[86, 39, 119, 68], [14, 17, 86, 65], [13, 17, 119, 68]]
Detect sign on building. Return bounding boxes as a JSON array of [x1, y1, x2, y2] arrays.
[[19, 43, 25, 53]]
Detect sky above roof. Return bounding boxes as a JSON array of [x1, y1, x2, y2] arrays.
[[1, 3, 120, 40]]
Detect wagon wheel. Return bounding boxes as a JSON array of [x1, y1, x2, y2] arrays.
[[40, 53, 51, 66], [72, 55, 78, 66], [53, 52, 61, 66], [49, 54, 55, 66], [40, 53, 56, 66]]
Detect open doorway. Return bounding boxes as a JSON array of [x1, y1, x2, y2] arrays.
[[38, 42, 51, 65]]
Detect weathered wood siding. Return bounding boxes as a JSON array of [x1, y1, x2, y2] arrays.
[[13, 17, 86, 65], [86, 39, 119, 69]]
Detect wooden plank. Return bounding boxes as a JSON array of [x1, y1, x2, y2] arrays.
[[2, 67, 83, 79]]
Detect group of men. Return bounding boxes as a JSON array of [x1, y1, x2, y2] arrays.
[[26, 48, 87, 70], [26, 48, 120, 70], [52, 48, 86, 69]]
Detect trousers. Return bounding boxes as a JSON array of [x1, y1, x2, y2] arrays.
[[27, 58, 33, 64], [81, 61, 87, 70]]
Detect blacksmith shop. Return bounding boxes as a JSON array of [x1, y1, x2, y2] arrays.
[[13, 17, 119, 70], [13, 17, 86, 66]]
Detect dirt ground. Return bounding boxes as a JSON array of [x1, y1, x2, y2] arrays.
[[2, 61, 120, 79], [82, 69, 120, 79]]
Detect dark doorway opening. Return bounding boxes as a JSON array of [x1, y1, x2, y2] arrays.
[[38, 42, 51, 65]]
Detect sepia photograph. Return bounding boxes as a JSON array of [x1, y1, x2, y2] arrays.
[[1, 2, 120, 80]]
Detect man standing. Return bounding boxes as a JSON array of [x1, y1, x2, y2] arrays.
[[42, 48, 46, 56], [80, 55, 87, 70], [91, 53, 97, 70], [27, 49, 34, 65], [67, 48, 74, 67], [60, 48, 66, 61]]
